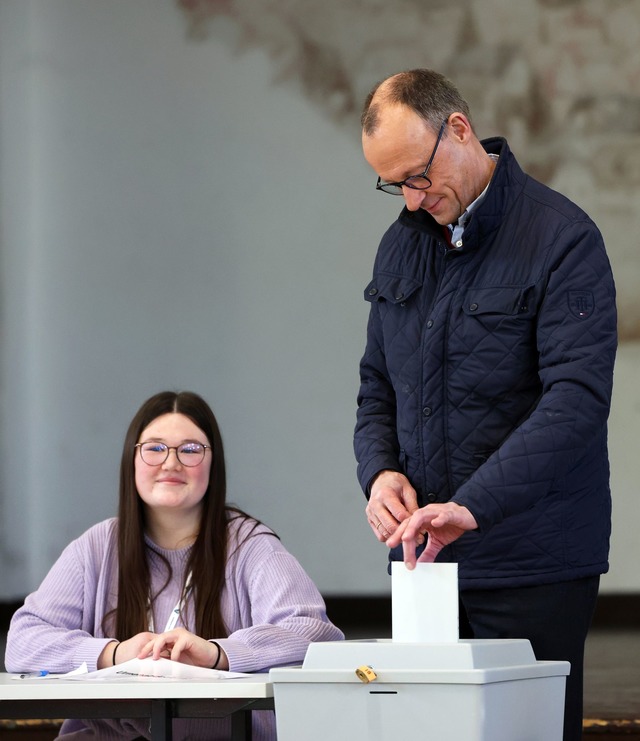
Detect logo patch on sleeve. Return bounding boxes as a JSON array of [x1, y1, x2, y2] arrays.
[[568, 290, 594, 319]]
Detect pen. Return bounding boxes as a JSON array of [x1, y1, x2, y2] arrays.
[[19, 670, 49, 678]]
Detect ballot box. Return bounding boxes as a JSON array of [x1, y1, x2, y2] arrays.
[[270, 639, 570, 741]]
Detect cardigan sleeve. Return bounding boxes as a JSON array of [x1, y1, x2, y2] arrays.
[[215, 523, 344, 672], [4, 520, 118, 673]]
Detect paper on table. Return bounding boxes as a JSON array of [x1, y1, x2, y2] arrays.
[[391, 562, 459, 643], [67, 657, 251, 681], [11, 663, 88, 680]]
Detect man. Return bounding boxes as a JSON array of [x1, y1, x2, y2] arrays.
[[354, 69, 617, 741]]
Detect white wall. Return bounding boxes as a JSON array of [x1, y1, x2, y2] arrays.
[[605, 342, 640, 592], [0, 0, 637, 598], [0, 0, 398, 597]]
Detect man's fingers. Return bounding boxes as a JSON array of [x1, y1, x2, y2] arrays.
[[402, 537, 418, 569]]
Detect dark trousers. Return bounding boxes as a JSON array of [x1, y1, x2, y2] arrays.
[[459, 576, 600, 741]]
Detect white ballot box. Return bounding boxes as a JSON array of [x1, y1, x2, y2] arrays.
[[270, 639, 570, 741]]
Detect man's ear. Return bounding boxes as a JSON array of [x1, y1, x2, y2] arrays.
[[448, 112, 473, 143]]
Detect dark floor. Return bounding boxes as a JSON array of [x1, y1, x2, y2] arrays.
[[583, 629, 640, 726]]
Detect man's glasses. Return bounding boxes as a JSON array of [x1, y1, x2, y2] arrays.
[[376, 118, 448, 195], [135, 441, 210, 467]]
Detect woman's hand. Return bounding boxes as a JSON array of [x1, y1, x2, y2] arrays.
[[138, 627, 229, 670], [97, 632, 157, 668]]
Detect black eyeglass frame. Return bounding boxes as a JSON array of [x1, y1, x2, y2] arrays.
[[135, 441, 211, 467], [375, 117, 448, 195]]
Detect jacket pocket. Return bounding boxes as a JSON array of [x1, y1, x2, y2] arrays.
[[364, 272, 422, 306], [461, 286, 531, 317], [454, 285, 538, 397]]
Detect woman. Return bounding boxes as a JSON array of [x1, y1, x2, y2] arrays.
[[6, 390, 343, 739]]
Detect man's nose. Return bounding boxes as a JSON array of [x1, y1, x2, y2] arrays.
[[402, 185, 426, 211]]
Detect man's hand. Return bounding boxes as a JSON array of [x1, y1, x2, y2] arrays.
[[366, 470, 419, 542], [386, 502, 478, 568]]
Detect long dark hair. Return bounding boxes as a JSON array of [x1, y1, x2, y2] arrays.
[[108, 390, 255, 640]]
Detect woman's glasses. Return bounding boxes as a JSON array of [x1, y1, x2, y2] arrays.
[[135, 441, 210, 467]]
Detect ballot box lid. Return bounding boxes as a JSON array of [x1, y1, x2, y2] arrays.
[[270, 639, 570, 685]]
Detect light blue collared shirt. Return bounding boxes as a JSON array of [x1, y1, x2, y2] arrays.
[[448, 154, 499, 249]]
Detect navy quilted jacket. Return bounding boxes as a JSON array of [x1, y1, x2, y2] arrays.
[[354, 137, 617, 589]]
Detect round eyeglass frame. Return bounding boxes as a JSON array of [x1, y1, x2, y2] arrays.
[[375, 117, 448, 195], [135, 441, 211, 467]]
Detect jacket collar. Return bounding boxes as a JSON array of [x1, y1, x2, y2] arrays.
[[397, 137, 527, 250]]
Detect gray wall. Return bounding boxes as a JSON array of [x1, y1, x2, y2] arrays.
[[1, 0, 638, 599]]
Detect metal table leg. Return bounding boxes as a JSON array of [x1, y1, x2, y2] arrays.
[[151, 698, 172, 741], [230, 708, 252, 741]]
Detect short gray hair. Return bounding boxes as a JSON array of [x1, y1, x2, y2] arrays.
[[361, 69, 473, 136]]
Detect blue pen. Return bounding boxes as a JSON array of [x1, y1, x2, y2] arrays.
[[19, 670, 49, 678]]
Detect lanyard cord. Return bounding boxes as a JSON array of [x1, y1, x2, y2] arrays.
[[147, 571, 193, 633]]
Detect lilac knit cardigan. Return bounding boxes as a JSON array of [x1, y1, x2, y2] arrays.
[[6, 516, 343, 740]]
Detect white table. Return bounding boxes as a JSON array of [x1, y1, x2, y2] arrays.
[[0, 673, 273, 740]]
